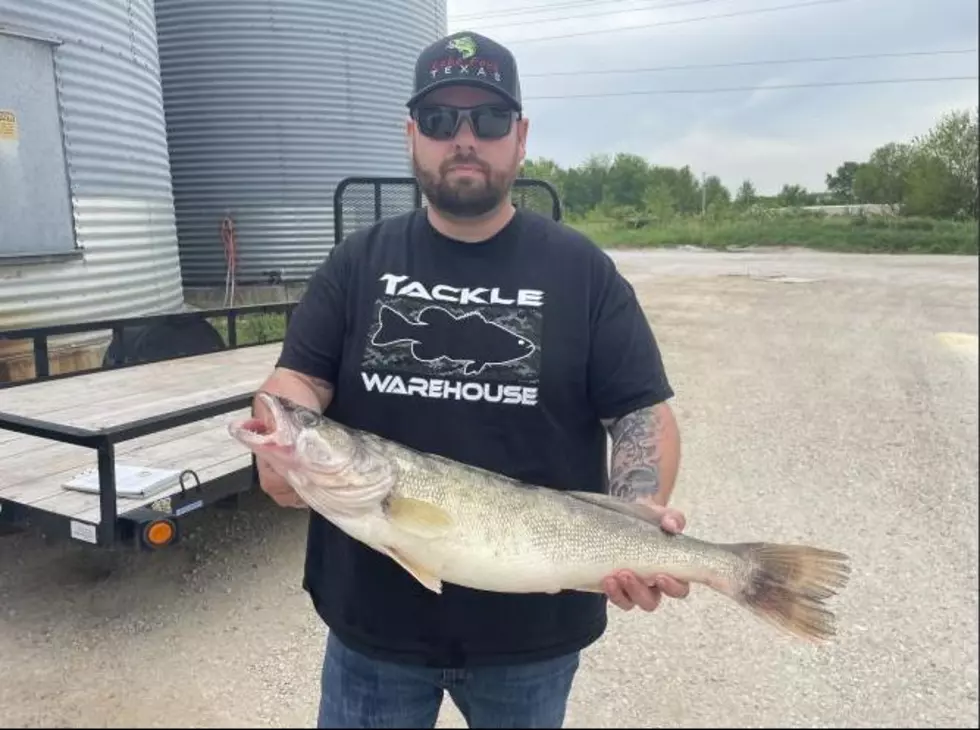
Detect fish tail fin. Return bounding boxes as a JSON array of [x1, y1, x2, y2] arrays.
[[723, 542, 851, 643], [373, 304, 420, 346]]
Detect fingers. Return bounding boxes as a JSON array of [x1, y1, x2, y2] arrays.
[[656, 575, 691, 599], [661, 510, 685, 533], [603, 572, 662, 612], [654, 506, 685, 533], [256, 457, 283, 481], [267, 486, 306, 508], [262, 481, 303, 508], [256, 460, 307, 509], [276, 492, 308, 509], [621, 573, 662, 612], [275, 490, 308, 509], [602, 503, 689, 611], [602, 575, 634, 611], [636, 501, 687, 533], [603, 571, 691, 612]]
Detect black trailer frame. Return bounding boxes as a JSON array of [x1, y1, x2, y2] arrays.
[[0, 175, 562, 549], [0, 301, 298, 548], [331, 175, 563, 246]]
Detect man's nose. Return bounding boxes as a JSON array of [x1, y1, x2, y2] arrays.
[[453, 116, 479, 144]]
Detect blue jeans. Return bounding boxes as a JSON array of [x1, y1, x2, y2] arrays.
[[317, 632, 580, 728]]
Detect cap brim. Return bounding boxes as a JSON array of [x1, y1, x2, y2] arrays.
[[406, 77, 522, 112]]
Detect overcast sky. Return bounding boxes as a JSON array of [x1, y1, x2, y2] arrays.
[[445, 0, 979, 195]]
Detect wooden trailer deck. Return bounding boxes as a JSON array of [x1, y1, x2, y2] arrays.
[[0, 343, 282, 524]]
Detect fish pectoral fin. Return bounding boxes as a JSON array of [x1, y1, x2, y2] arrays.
[[409, 340, 440, 361], [564, 490, 667, 526], [383, 546, 443, 594], [384, 496, 454, 539]]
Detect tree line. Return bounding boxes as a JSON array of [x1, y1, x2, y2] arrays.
[[519, 107, 978, 222]]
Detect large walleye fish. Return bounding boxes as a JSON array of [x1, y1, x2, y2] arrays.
[[229, 391, 851, 643]]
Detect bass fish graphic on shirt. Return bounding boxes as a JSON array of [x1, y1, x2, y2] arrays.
[[370, 304, 537, 376]]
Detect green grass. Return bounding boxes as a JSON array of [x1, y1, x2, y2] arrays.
[[569, 212, 979, 255], [194, 215, 974, 352], [208, 312, 288, 346]]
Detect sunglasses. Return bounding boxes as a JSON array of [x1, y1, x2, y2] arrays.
[[413, 103, 517, 140]]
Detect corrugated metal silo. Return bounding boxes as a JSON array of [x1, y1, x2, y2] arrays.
[[0, 0, 185, 381], [154, 0, 448, 294]]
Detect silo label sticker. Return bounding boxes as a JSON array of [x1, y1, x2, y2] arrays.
[[0, 111, 16, 140]]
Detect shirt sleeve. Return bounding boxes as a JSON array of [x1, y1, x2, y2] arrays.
[[587, 252, 674, 421], [275, 243, 351, 384]]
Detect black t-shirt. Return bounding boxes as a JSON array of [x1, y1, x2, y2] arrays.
[[276, 206, 674, 668]]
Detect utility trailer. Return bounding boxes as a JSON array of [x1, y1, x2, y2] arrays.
[[0, 176, 563, 550]]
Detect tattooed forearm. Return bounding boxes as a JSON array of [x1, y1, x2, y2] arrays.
[[261, 367, 335, 413], [606, 407, 663, 501], [603, 403, 679, 504]]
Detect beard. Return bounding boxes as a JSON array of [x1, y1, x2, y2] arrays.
[[413, 148, 518, 218]]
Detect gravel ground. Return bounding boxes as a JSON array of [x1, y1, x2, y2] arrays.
[[1, 247, 977, 729]]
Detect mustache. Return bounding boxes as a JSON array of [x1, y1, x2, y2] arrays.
[[440, 153, 489, 175]]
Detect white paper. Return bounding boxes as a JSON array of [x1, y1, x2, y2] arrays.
[[63, 464, 182, 499]]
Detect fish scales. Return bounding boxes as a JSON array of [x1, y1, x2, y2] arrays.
[[388, 446, 734, 583], [346, 430, 726, 584], [230, 392, 852, 644]]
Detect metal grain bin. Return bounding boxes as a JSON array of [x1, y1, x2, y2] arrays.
[[0, 0, 185, 381], [154, 0, 447, 291]]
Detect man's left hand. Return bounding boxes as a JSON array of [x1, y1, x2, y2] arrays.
[[601, 504, 691, 612]]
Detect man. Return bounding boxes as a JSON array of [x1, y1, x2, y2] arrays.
[[253, 30, 688, 729]]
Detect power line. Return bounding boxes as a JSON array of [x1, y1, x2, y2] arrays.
[[521, 48, 978, 78], [454, 0, 675, 22], [522, 75, 979, 100], [501, 0, 850, 45], [469, 0, 724, 29]]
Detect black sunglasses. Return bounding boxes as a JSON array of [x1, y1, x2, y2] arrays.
[[413, 103, 517, 140]]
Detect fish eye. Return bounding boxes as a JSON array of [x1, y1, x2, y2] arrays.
[[295, 409, 320, 427]]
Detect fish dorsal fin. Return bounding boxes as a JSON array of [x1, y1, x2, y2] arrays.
[[384, 496, 454, 539], [564, 491, 666, 526], [417, 306, 457, 325]]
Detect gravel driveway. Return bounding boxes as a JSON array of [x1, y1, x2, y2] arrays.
[[1, 247, 976, 729]]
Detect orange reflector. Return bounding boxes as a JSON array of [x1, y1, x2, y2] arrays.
[[145, 520, 175, 546]]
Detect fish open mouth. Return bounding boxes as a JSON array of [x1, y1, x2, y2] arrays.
[[239, 417, 273, 437], [228, 391, 325, 467], [228, 414, 296, 459]]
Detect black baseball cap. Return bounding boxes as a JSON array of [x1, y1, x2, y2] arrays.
[[406, 31, 522, 112]]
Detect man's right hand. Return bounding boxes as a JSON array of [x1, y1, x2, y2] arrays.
[[256, 458, 307, 508], [252, 367, 335, 509]]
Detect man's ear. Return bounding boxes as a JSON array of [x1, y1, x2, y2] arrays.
[[405, 118, 415, 156], [517, 116, 529, 162]]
